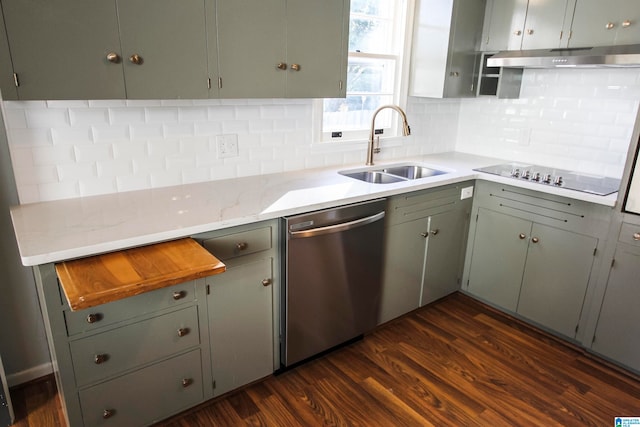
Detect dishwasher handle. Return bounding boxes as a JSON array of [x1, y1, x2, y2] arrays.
[[289, 211, 385, 239]]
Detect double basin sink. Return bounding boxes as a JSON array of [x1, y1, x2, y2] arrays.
[[339, 163, 448, 184]]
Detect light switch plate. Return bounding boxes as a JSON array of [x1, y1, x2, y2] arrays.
[[216, 134, 239, 159], [461, 186, 474, 200]]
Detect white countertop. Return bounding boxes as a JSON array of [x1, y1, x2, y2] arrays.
[[10, 152, 618, 266]]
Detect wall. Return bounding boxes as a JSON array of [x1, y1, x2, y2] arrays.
[[2, 67, 640, 383]]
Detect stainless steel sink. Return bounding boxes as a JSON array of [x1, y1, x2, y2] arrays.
[[380, 165, 446, 180], [340, 170, 406, 184], [339, 163, 448, 184]]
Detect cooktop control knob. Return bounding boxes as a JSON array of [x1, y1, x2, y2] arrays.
[[554, 176, 564, 186], [532, 172, 541, 182], [512, 168, 521, 178], [543, 174, 552, 184], [523, 170, 531, 180]]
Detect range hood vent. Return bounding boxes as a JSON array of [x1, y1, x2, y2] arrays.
[[486, 44, 640, 68]]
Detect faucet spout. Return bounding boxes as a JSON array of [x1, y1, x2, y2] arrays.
[[366, 104, 411, 166]]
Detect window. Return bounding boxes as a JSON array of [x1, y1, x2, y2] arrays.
[[319, 0, 412, 143]]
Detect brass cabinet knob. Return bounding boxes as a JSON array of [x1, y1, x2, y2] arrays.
[[103, 409, 115, 419], [514, 30, 522, 36], [519, 233, 527, 240], [633, 232, 640, 241], [106, 52, 121, 64], [526, 29, 534, 35], [172, 290, 186, 300], [182, 378, 193, 388], [236, 242, 248, 251], [86, 313, 101, 324], [605, 22, 615, 30], [177, 328, 190, 337], [449, 71, 459, 77], [290, 63, 301, 71], [129, 54, 143, 65], [420, 232, 428, 238], [531, 237, 540, 243], [94, 354, 108, 364], [622, 20, 632, 28], [276, 62, 287, 70], [261, 278, 272, 287], [431, 229, 440, 236]]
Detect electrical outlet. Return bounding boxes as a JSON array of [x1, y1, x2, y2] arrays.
[[216, 134, 239, 159], [461, 186, 474, 200]]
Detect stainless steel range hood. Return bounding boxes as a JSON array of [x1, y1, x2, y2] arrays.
[[487, 44, 640, 68]]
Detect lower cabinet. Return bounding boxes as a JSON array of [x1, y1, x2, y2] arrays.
[[463, 181, 611, 340], [590, 222, 640, 372], [379, 182, 473, 324], [198, 220, 279, 397]]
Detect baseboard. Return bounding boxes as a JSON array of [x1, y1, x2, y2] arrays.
[[6, 362, 52, 387]]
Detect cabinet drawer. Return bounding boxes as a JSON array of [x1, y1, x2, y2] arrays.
[[619, 222, 640, 246], [79, 349, 203, 427], [63, 281, 196, 336], [70, 306, 200, 387], [386, 184, 470, 226], [201, 226, 272, 260]]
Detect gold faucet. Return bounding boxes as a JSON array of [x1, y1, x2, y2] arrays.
[[366, 104, 411, 166]]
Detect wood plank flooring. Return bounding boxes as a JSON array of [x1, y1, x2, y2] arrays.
[[10, 292, 640, 426]]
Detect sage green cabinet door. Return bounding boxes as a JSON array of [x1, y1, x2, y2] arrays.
[[0, 7, 17, 100], [422, 209, 467, 306], [117, 0, 209, 99], [517, 224, 596, 339], [216, 0, 286, 98], [569, 0, 640, 47], [481, 0, 529, 51], [207, 258, 273, 396], [519, 0, 571, 50], [379, 218, 427, 325], [591, 243, 640, 372], [467, 208, 530, 311], [286, 0, 348, 98], [2, 0, 125, 100]]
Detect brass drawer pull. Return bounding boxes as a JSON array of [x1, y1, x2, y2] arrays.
[[276, 62, 287, 70], [172, 290, 186, 300], [519, 233, 527, 240], [129, 53, 143, 65], [86, 313, 102, 324], [106, 52, 121, 64], [430, 229, 440, 236], [94, 354, 108, 364], [420, 232, 428, 238], [182, 378, 193, 388], [262, 278, 272, 287], [177, 328, 190, 337], [103, 409, 115, 419], [633, 232, 640, 241], [236, 242, 248, 251], [531, 237, 540, 243], [290, 63, 301, 71]]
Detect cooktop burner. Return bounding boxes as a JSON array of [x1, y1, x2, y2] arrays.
[[473, 163, 621, 196]]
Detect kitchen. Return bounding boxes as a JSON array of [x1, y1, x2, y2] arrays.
[[2, 0, 640, 425]]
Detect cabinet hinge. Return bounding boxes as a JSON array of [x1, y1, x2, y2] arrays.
[[218, 77, 222, 89], [611, 258, 616, 268], [559, 30, 563, 41], [339, 80, 343, 91], [575, 324, 579, 334], [592, 335, 596, 344], [593, 247, 597, 256], [13, 73, 19, 87], [206, 284, 210, 295], [475, 213, 479, 222], [466, 279, 469, 288], [207, 78, 211, 90], [212, 380, 216, 389], [457, 277, 461, 285]]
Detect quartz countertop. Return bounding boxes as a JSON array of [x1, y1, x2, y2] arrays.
[[10, 152, 619, 266]]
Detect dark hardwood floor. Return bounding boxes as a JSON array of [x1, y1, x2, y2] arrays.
[[10, 292, 640, 426]]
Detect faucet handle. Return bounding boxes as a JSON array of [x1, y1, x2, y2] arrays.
[[373, 135, 381, 154]]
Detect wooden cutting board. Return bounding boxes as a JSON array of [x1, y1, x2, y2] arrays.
[[55, 238, 225, 311]]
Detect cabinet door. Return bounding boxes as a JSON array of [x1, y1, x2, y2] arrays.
[[568, 0, 620, 47], [517, 224, 596, 339], [117, 0, 209, 99], [286, 0, 348, 98], [0, 7, 17, 100], [216, 0, 286, 98], [207, 258, 273, 396], [422, 209, 467, 306], [615, 1, 640, 45], [379, 218, 427, 325], [481, 0, 529, 51], [2, 0, 125, 100], [467, 209, 530, 311], [591, 243, 640, 371], [520, 0, 570, 49]]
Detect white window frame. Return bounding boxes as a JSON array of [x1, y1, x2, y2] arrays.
[[313, 0, 415, 147]]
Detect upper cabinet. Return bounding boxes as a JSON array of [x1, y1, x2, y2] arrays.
[[0, 5, 17, 100], [216, 0, 349, 99], [568, 0, 640, 48], [480, 0, 573, 51], [1, 0, 210, 100], [409, 0, 486, 98], [0, 0, 348, 100]]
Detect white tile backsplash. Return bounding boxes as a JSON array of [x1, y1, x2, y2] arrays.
[[4, 68, 640, 203]]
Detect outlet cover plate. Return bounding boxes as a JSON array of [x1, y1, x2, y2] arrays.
[[216, 134, 238, 159]]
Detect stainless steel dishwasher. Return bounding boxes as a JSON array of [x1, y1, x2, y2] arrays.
[[281, 198, 386, 367]]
